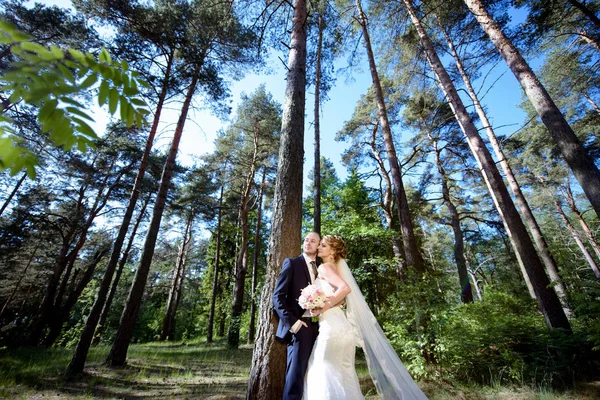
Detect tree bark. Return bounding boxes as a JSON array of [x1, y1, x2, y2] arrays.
[[567, 0, 600, 29], [555, 201, 600, 279], [207, 183, 224, 343], [94, 194, 150, 346], [247, 0, 307, 397], [440, 24, 570, 311], [463, 0, 600, 219], [427, 130, 473, 303], [105, 69, 199, 367], [160, 212, 193, 341], [66, 52, 173, 376], [313, 12, 323, 236], [583, 91, 600, 115], [0, 172, 27, 218], [368, 122, 405, 277], [356, 0, 424, 273], [248, 168, 266, 344], [404, 0, 571, 331]]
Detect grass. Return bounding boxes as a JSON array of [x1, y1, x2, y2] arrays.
[[0, 340, 598, 399]]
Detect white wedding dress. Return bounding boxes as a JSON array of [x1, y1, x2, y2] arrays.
[[303, 277, 364, 400], [302, 259, 429, 400]]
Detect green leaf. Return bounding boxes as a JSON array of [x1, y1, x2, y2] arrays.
[[126, 101, 134, 127], [65, 106, 94, 121], [135, 112, 144, 128], [60, 97, 84, 108], [72, 117, 97, 139], [68, 48, 86, 64], [99, 47, 112, 64], [79, 73, 97, 89], [57, 64, 75, 83], [120, 59, 129, 71], [20, 41, 56, 60], [38, 99, 58, 122], [49, 45, 64, 60], [131, 98, 147, 106], [98, 80, 109, 106], [119, 95, 128, 122], [108, 87, 119, 115]]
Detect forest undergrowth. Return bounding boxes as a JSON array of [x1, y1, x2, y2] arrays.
[[0, 339, 598, 400]]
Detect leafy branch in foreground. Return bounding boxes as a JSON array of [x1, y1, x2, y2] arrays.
[[0, 19, 150, 177]]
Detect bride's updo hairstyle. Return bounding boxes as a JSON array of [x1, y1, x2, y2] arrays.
[[323, 235, 347, 262]]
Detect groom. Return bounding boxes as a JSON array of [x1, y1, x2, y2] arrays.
[[272, 231, 321, 400]]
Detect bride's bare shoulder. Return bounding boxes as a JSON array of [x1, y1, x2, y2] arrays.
[[318, 262, 337, 274]]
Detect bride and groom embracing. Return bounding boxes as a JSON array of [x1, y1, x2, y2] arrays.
[[272, 232, 428, 400]]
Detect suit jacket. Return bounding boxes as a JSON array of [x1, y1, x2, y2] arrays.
[[272, 255, 312, 343]]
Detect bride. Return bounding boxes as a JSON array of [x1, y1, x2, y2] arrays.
[[303, 235, 428, 400]]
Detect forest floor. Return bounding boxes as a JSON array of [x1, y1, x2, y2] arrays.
[[0, 339, 598, 399]]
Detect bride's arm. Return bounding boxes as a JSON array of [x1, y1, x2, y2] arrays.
[[312, 263, 351, 315]]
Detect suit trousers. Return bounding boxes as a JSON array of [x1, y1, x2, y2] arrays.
[[283, 318, 319, 400]]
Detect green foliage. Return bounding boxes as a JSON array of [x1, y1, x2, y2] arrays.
[[0, 19, 150, 177], [434, 290, 597, 388]]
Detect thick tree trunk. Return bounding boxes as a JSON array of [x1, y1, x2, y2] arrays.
[[440, 25, 570, 311], [313, 12, 323, 236], [228, 123, 260, 348], [93, 195, 150, 346], [0, 172, 27, 218], [428, 131, 473, 303], [207, 184, 224, 343], [248, 168, 266, 344], [66, 54, 173, 376], [404, 0, 571, 331], [463, 0, 600, 219], [555, 201, 600, 279], [247, 0, 307, 397], [105, 69, 199, 367], [357, 0, 424, 273], [160, 213, 193, 341]]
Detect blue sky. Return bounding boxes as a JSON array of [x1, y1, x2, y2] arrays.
[[34, 0, 531, 197]]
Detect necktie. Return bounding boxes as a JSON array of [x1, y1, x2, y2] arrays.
[[310, 260, 318, 280]]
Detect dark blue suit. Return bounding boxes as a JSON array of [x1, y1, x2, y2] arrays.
[[272, 255, 319, 400]]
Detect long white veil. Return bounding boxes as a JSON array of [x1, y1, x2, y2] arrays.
[[337, 259, 428, 400]]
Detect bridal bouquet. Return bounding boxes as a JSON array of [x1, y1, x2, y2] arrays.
[[298, 284, 326, 322]]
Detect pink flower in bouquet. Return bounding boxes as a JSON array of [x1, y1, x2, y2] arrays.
[[298, 284, 326, 311]]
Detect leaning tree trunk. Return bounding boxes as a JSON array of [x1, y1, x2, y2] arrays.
[[43, 248, 110, 347], [207, 183, 224, 343], [428, 130, 473, 303], [105, 69, 199, 367], [313, 12, 323, 236], [228, 122, 261, 348], [248, 168, 266, 344], [66, 53, 173, 376], [94, 194, 150, 345], [160, 212, 193, 341], [0, 243, 40, 321], [368, 122, 405, 277], [562, 183, 600, 260], [463, 0, 600, 219], [404, 0, 571, 331], [555, 201, 600, 279], [0, 171, 27, 217], [357, 0, 424, 274], [247, 0, 307, 397], [567, 0, 600, 29], [440, 25, 569, 310]]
